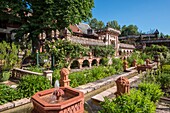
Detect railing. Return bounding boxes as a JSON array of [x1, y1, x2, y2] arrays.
[[11, 68, 53, 84], [70, 36, 105, 46]]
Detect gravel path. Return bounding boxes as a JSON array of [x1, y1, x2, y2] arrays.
[[156, 103, 170, 113]]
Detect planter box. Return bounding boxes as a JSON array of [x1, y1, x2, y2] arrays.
[[31, 87, 84, 113], [137, 65, 153, 73]]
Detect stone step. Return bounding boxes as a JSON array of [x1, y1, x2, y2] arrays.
[[91, 75, 140, 103]]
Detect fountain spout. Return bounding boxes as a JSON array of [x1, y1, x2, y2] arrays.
[[53, 88, 64, 101], [52, 80, 65, 101]]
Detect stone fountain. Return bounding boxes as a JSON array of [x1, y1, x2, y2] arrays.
[[31, 68, 84, 113]]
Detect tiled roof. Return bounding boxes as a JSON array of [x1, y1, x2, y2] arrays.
[[77, 23, 91, 34], [119, 43, 135, 49], [69, 25, 83, 33]]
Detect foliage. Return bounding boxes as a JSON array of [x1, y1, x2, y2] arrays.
[[27, 66, 43, 73], [46, 39, 89, 68], [106, 20, 121, 30], [121, 25, 139, 36], [1, 0, 94, 53], [111, 58, 123, 72], [0, 41, 19, 71], [138, 82, 163, 103], [0, 84, 21, 105], [159, 52, 170, 67], [100, 58, 109, 66], [127, 51, 146, 66], [162, 65, 170, 73], [17, 75, 52, 98], [39, 52, 50, 66], [69, 66, 117, 88], [52, 69, 60, 86], [157, 73, 170, 89], [0, 71, 11, 82], [100, 89, 156, 113], [144, 45, 169, 57], [88, 18, 105, 29], [142, 70, 170, 90], [90, 45, 115, 57]]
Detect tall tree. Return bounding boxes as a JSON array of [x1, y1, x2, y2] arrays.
[[89, 18, 98, 29], [1, 0, 94, 52], [89, 18, 104, 29], [97, 21, 105, 29], [106, 20, 121, 30], [121, 25, 139, 36]]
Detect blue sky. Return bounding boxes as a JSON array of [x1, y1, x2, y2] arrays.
[[92, 0, 170, 35]]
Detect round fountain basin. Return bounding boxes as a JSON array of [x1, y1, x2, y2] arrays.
[[31, 87, 84, 113]]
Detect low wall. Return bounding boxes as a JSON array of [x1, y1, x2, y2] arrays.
[[11, 68, 53, 84], [12, 68, 43, 78]]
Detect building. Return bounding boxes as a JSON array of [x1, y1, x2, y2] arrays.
[[119, 29, 170, 49]]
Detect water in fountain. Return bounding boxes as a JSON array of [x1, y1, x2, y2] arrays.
[[50, 80, 60, 103], [41, 80, 74, 104]]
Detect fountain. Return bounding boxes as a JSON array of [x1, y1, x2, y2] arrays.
[[31, 68, 84, 113]]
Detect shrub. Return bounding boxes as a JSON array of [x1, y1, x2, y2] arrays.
[[162, 65, 170, 73], [157, 73, 170, 89], [138, 82, 163, 103], [27, 66, 43, 73], [52, 69, 60, 86], [69, 66, 117, 88], [0, 71, 11, 82], [17, 75, 52, 98], [142, 71, 170, 90], [0, 84, 21, 105], [100, 58, 109, 66], [112, 58, 123, 72], [100, 89, 156, 113], [0, 41, 19, 71]]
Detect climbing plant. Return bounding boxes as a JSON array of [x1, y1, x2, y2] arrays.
[[90, 45, 115, 57], [46, 39, 89, 68]]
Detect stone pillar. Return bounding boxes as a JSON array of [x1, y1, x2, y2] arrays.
[[43, 70, 53, 84], [89, 52, 93, 59], [146, 59, 150, 66], [96, 58, 100, 66], [115, 76, 130, 97], [123, 61, 128, 72], [132, 60, 137, 67], [59, 68, 70, 87], [78, 59, 83, 69]]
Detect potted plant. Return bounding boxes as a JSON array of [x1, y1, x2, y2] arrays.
[[0, 41, 19, 82]]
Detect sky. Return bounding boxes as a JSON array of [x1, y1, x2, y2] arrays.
[[92, 0, 170, 35]]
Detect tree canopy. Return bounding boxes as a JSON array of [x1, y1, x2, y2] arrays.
[[1, 0, 94, 52], [106, 20, 121, 30], [121, 25, 139, 36], [88, 18, 105, 29]]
